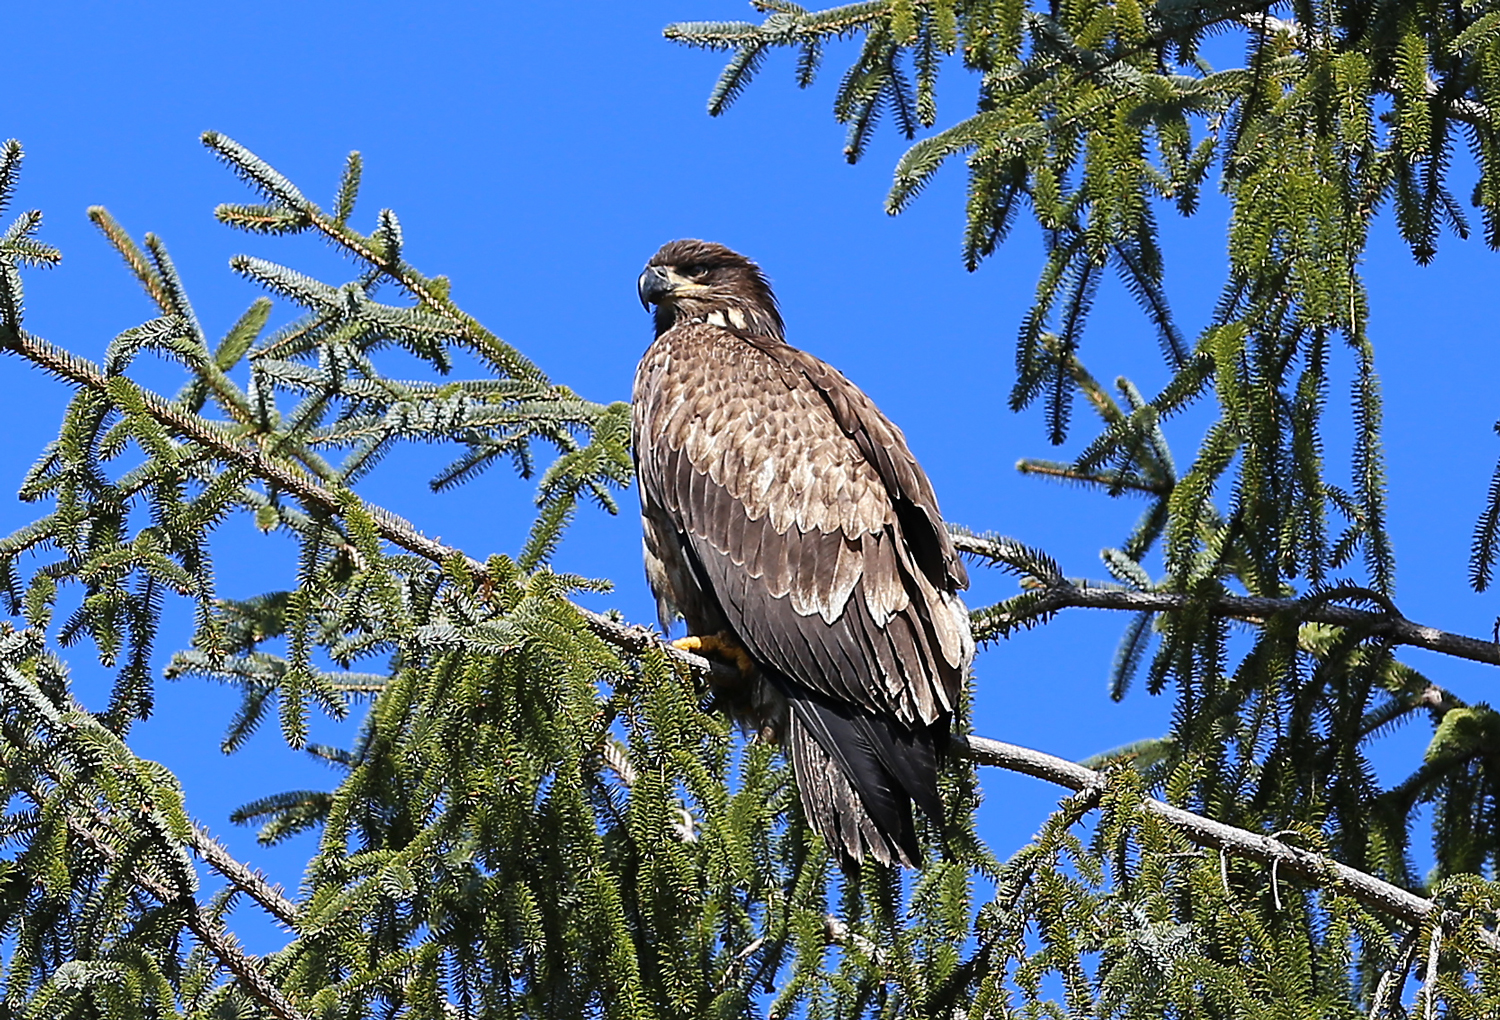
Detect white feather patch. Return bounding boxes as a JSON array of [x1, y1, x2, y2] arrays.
[[823, 536, 864, 624]]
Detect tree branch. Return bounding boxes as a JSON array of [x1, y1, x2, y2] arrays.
[[61, 804, 309, 1020], [12, 690, 309, 1019], [1234, 11, 1493, 126], [954, 734, 1500, 951], [188, 822, 300, 930], [0, 326, 739, 686], [180, 908, 309, 1020], [952, 533, 1500, 667]]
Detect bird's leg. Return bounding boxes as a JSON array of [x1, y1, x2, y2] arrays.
[[672, 632, 755, 678]]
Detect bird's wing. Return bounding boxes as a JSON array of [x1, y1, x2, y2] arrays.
[[633, 323, 971, 727]]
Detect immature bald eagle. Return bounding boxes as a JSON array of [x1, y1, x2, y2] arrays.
[[633, 240, 973, 870]]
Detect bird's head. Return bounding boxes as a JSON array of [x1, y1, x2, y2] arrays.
[[638, 240, 784, 340]]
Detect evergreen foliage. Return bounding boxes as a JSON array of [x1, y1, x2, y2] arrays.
[[0, 0, 1498, 1013], [0, 133, 995, 1017], [661, 0, 1500, 1013]]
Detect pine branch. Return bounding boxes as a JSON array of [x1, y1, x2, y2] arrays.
[[9, 672, 308, 1016], [1234, 10, 1492, 126], [201, 132, 544, 385], [580, 608, 741, 683], [1016, 458, 1170, 497], [952, 534, 1500, 667], [954, 734, 1500, 952], [62, 800, 309, 1020], [188, 822, 299, 929], [181, 909, 309, 1020], [0, 322, 741, 685], [1235, 11, 1309, 43]]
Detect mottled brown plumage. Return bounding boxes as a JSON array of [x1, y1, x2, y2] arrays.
[[633, 240, 973, 869]]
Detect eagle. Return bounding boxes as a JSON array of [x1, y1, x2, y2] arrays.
[[632, 239, 974, 870]]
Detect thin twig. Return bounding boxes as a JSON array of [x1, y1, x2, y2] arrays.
[[955, 734, 1500, 952], [1015, 459, 1170, 496], [952, 533, 1500, 667]]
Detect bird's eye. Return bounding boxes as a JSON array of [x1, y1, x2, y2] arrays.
[[680, 264, 709, 279]]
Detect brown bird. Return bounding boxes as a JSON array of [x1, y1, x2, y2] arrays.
[[632, 239, 973, 870]]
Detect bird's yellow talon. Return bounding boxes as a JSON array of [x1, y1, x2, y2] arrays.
[[672, 633, 755, 678]]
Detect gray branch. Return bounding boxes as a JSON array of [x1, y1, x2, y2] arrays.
[[951, 533, 1500, 667], [955, 734, 1500, 952], [189, 822, 300, 930]]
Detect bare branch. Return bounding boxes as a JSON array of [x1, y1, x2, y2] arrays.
[[954, 734, 1500, 951], [952, 533, 1500, 667]]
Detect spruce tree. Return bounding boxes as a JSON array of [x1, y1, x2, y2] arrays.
[[0, 1, 1498, 1016]]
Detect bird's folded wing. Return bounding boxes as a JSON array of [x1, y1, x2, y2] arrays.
[[634, 325, 970, 727]]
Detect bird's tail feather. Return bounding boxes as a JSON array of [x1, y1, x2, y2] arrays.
[[784, 690, 945, 871]]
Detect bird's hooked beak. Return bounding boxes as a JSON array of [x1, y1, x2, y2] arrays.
[[638, 265, 672, 311]]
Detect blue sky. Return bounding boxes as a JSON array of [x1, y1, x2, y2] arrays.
[[5, 2, 1499, 954]]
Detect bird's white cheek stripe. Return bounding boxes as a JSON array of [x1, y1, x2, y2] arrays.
[[689, 308, 753, 331]]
